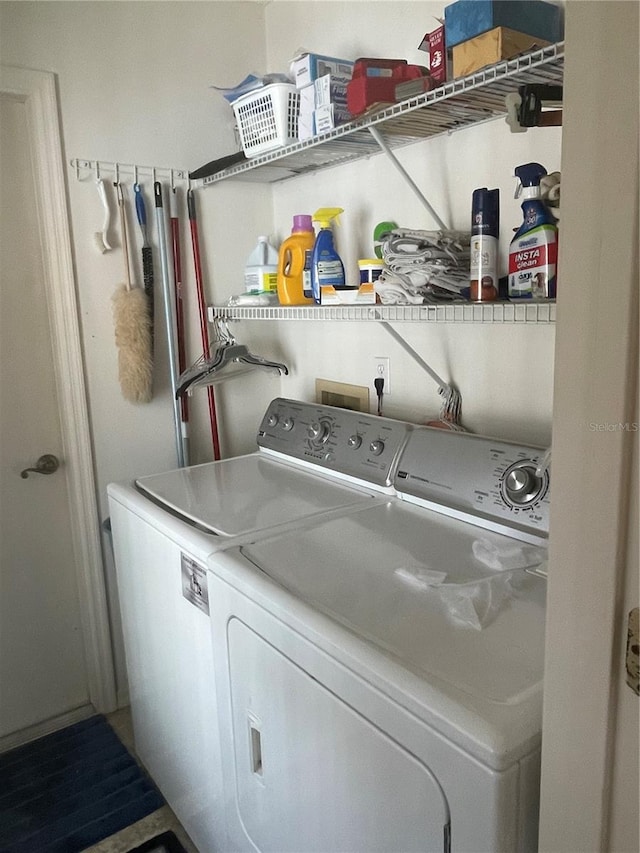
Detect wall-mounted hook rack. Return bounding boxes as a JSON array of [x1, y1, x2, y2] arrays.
[[70, 158, 193, 184]]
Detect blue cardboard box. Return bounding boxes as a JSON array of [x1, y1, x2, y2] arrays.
[[444, 1, 562, 49]]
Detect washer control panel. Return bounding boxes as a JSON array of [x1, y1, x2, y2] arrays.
[[257, 398, 411, 487], [396, 427, 550, 536]]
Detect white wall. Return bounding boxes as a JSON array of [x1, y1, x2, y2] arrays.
[[1, 0, 562, 698], [259, 1, 560, 445], [1, 0, 562, 480], [0, 0, 274, 484], [0, 0, 273, 701]]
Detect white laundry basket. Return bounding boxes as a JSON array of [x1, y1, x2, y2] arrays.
[[232, 83, 300, 157]]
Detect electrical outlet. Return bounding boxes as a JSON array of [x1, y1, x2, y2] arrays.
[[373, 357, 390, 396]]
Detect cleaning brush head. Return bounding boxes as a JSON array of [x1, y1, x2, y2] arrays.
[[95, 178, 112, 253], [112, 284, 153, 403]]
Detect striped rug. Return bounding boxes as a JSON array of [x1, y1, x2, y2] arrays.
[[0, 714, 164, 853]]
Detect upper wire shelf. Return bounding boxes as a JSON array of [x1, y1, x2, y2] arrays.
[[208, 302, 556, 324], [203, 42, 564, 186]]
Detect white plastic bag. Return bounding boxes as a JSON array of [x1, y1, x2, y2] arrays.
[[437, 572, 518, 630], [472, 537, 547, 571]]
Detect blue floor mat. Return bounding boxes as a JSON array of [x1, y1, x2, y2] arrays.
[[0, 714, 165, 853]]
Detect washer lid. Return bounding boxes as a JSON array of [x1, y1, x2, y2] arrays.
[[135, 453, 378, 537], [239, 500, 546, 705]]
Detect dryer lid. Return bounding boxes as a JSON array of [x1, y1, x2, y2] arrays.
[[239, 500, 547, 705]]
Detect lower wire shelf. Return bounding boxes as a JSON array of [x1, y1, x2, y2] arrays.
[[208, 301, 557, 324]]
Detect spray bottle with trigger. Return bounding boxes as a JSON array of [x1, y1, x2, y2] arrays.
[[508, 162, 558, 300], [310, 207, 346, 304]]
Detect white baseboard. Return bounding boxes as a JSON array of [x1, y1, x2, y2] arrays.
[[0, 704, 96, 754]]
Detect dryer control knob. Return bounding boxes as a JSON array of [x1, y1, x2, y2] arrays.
[[347, 434, 362, 449], [369, 439, 385, 456], [267, 413, 279, 427], [282, 417, 294, 431], [504, 464, 544, 506]]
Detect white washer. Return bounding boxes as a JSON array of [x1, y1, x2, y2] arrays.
[[208, 426, 551, 853], [107, 399, 411, 853]]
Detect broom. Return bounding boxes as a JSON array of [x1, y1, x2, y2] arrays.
[[112, 182, 153, 403]]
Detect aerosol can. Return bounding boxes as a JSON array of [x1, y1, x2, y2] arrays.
[[470, 188, 500, 302], [508, 162, 558, 299]]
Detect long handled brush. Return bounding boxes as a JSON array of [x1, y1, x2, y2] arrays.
[[112, 183, 153, 403], [134, 182, 154, 349]]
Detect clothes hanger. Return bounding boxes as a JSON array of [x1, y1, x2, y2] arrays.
[[176, 320, 288, 398]]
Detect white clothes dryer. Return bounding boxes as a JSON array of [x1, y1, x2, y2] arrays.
[[207, 426, 551, 853], [107, 398, 412, 852]]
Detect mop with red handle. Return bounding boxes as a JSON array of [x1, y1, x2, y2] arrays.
[[187, 189, 221, 460]]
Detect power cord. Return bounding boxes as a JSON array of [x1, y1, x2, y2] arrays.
[[374, 376, 384, 416]]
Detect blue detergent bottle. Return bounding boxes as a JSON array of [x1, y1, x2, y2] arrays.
[[310, 208, 346, 304], [508, 162, 558, 300]]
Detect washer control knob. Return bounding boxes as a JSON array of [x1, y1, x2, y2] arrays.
[[503, 463, 545, 506], [267, 413, 279, 427], [348, 434, 362, 449], [308, 421, 330, 443], [369, 439, 385, 457], [282, 417, 294, 431]]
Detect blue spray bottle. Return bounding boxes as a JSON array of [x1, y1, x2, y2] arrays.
[[508, 162, 558, 299], [310, 208, 346, 304]]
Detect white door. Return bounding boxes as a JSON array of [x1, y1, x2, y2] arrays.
[[0, 66, 116, 747], [0, 92, 90, 739]]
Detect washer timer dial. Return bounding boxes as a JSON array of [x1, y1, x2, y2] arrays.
[[307, 420, 332, 445]]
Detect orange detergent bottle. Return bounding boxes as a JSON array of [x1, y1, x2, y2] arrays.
[[276, 215, 315, 305]]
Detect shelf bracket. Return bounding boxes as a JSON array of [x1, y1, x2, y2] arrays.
[[367, 125, 449, 230], [378, 318, 462, 426]]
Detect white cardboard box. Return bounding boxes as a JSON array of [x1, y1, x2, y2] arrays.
[[314, 74, 349, 109], [292, 53, 354, 88], [298, 83, 316, 139]]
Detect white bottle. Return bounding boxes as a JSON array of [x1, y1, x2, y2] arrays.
[[244, 235, 279, 293]]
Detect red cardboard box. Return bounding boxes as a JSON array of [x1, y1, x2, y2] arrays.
[[419, 25, 447, 84], [346, 58, 429, 116]]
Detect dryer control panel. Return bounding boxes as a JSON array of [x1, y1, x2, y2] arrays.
[[395, 427, 550, 537], [257, 398, 411, 488]]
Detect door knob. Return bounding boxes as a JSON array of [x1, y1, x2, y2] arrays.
[[20, 454, 60, 479]]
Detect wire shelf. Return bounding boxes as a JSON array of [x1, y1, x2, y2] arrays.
[[204, 43, 564, 185], [208, 302, 556, 324]]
